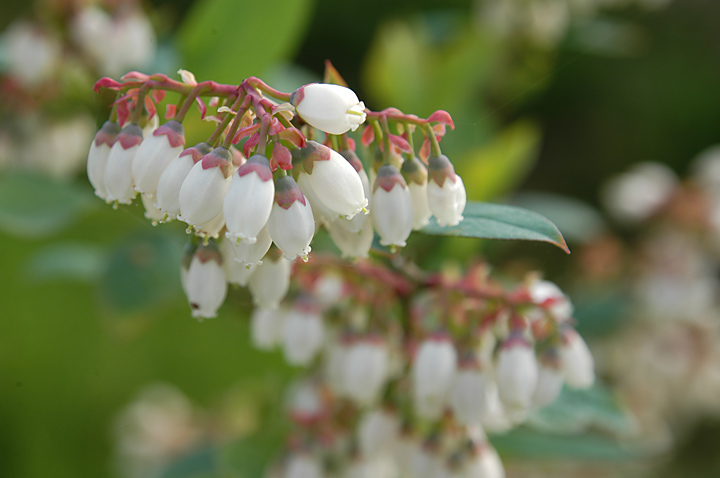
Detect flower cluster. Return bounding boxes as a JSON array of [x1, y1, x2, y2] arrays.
[[253, 259, 594, 478], [88, 70, 465, 318]]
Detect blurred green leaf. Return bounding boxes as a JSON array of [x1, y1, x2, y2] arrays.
[[99, 232, 184, 315], [0, 172, 96, 238], [159, 446, 220, 478], [25, 243, 107, 282], [510, 191, 606, 243], [459, 121, 541, 202], [421, 201, 570, 253], [177, 0, 315, 84]]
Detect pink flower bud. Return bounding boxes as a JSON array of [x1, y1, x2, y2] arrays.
[[267, 176, 315, 261], [132, 120, 185, 195], [342, 338, 390, 405], [412, 336, 458, 420], [223, 154, 275, 244], [248, 254, 291, 310], [560, 328, 594, 389], [155, 142, 211, 220], [372, 165, 414, 249], [183, 243, 227, 319], [178, 147, 232, 227], [281, 302, 325, 366], [496, 335, 539, 420], [291, 83, 367, 135], [87, 121, 120, 200], [104, 123, 143, 204], [427, 155, 465, 227]]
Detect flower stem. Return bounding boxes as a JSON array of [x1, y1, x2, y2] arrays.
[[423, 123, 442, 158]]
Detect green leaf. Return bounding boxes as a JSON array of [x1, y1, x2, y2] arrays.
[[420, 201, 570, 253], [177, 0, 315, 84], [99, 232, 184, 315], [0, 172, 96, 238], [459, 121, 541, 202], [159, 446, 220, 478], [25, 243, 107, 282]]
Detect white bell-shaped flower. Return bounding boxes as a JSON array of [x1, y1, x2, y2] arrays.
[[281, 301, 325, 366], [141, 193, 165, 225], [357, 408, 399, 459], [248, 254, 291, 310], [297, 141, 368, 219], [219, 238, 255, 286], [297, 172, 338, 226], [155, 143, 211, 220], [412, 335, 458, 420], [87, 121, 120, 200], [327, 217, 374, 259], [267, 176, 315, 261], [224, 154, 275, 244], [194, 211, 225, 240], [532, 350, 565, 409], [496, 334, 539, 421], [528, 279, 574, 321], [402, 156, 432, 230], [178, 147, 233, 227], [313, 272, 345, 309], [132, 120, 185, 196], [3, 20, 60, 86], [341, 149, 372, 232], [183, 243, 227, 319], [427, 155, 465, 227], [450, 362, 486, 426], [291, 83, 367, 135], [104, 123, 143, 204], [372, 165, 414, 249], [480, 372, 512, 433], [559, 328, 594, 389], [230, 225, 272, 266], [602, 162, 677, 223], [342, 338, 390, 405], [250, 307, 284, 350], [464, 442, 505, 478], [284, 453, 324, 478]]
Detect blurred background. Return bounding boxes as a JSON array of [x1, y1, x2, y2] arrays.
[[1, 0, 720, 476]]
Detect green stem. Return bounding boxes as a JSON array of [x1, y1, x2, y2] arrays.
[[130, 84, 150, 125], [329, 134, 340, 151], [256, 115, 272, 157], [423, 123, 442, 158], [380, 116, 392, 164], [221, 92, 251, 149], [404, 122, 415, 156], [340, 134, 350, 151], [207, 95, 239, 146]]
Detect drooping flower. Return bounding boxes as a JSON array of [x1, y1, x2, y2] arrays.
[[559, 328, 595, 389], [183, 243, 227, 319], [357, 408, 399, 459], [281, 300, 325, 366], [531, 349, 564, 409], [267, 176, 315, 261], [372, 164, 414, 249], [340, 149, 372, 232], [295, 141, 368, 220], [342, 337, 390, 405], [450, 357, 486, 426], [230, 224, 273, 267], [223, 154, 275, 244], [219, 238, 255, 287], [87, 121, 121, 200], [401, 156, 432, 230], [291, 83, 367, 135], [250, 307, 284, 350], [248, 253, 291, 310], [104, 123, 143, 204], [412, 335, 458, 420], [155, 142, 212, 220], [427, 154, 465, 227], [132, 120, 185, 196], [495, 334, 538, 421], [178, 147, 233, 227]]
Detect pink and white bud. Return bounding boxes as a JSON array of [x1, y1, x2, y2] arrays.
[[532, 350, 565, 409], [298, 172, 338, 226], [464, 442, 505, 478], [230, 225, 272, 266], [178, 147, 233, 227], [528, 279, 573, 321], [284, 453, 324, 478], [372, 165, 414, 249], [327, 215, 374, 260], [297, 141, 368, 219], [267, 176, 315, 261], [450, 360, 486, 426], [559, 328, 594, 389], [104, 123, 143, 204], [428, 155, 465, 227], [402, 157, 432, 230], [141, 193, 165, 225], [155, 143, 212, 220], [357, 408, 399, 458], [250, 307, 284, 350], [87, 121, 120, 200], [224, 154, 275, 243], [291, 83, 367, 135], [132, 120, 185, 195], [412, 335, 458, 420], [495, 335, 539, 421], [183, 243, 227, 319], [342, 338, 390, 405], [281, 301, 325, 366], [220, 238, 256, 286], [248, 254, 291, 310]]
